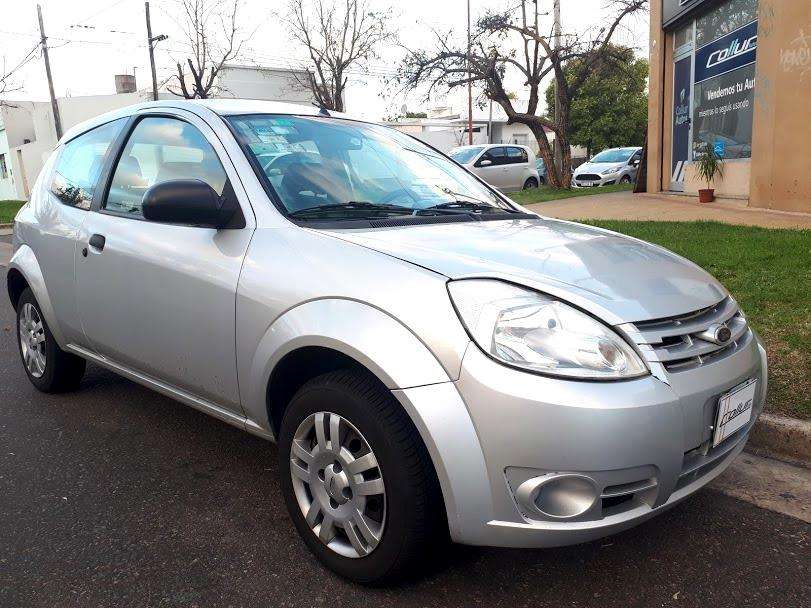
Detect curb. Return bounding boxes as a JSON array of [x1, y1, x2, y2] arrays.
[[747, 414, 811, 468], [0, 223, 12, 229]]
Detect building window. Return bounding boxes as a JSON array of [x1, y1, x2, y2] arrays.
[[0, 154, 8, 180], [691, 0, 758, 160], [695, 0, 759, 48]]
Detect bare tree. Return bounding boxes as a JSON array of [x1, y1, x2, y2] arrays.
[[285, 0, 394, 112], [169, 0, 246, 99], [398, 0, 646, 188], [0, 43, 40, 99]]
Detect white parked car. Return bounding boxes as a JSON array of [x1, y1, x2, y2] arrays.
[[449, 144, 540, 191], [572, 147, 643, 188]]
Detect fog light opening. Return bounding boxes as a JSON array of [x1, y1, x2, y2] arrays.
[[517, 474, 599, 519]]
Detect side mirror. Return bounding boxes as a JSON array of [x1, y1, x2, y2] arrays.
[[631, 159, 640, 167], [142, 179, 238, 228], [478, 159, 493, 167]]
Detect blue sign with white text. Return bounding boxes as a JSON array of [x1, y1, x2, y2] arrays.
[[695, 20, 758, 84]]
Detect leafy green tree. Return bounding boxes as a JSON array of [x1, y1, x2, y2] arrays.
[[545, 46, 648, 158]]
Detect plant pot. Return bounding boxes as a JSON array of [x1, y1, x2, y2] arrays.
[[698, 188, 715, 203]]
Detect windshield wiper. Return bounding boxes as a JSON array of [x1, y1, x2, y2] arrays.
[[289, 201, 414, 218], [416, 200, 516, 215]]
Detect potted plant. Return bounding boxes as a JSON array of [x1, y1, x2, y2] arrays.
[[694, 141, 724, 203]]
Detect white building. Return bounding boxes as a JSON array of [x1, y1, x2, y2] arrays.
[[216, 65, 314, 104], [2, 66, 318, 200], [0, 102, 38, 200]]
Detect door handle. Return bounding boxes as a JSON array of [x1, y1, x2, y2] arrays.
[[88, 233, 106, 252]]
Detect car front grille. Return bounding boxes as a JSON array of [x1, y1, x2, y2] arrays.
[[618, 297, 751, 373], [575, 173, 601, 181]]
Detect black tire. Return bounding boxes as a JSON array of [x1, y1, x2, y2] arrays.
[[523, 177, 539, 189], [16, 288, 85, 393], [620, 175, 632, 184], [278, 370, 446, 585]]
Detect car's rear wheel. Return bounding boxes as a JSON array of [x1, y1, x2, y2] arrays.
[[278, 370, 445, 584], [523, 177, 539, 189], [16, 288, 85, 392]]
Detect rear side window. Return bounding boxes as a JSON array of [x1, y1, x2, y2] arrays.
[[50, 119, 126, 210], [104, 116, 227, 217], [506, 147, 528, 164]]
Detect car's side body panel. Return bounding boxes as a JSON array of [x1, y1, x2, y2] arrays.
[[234, 226, 471, 432]]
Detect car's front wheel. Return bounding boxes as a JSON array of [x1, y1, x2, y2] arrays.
[[620, 174, 633, 184], [278, 370, 445, 584], [16, 287, 85, 392]]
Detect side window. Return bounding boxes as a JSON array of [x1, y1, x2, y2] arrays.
[[50, 119, 126, 210], [476, 147, 506, 167], [506, 147, 528, 164], [105, 116, 227, 217]]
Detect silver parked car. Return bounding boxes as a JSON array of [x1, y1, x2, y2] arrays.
[[572, 146, 643, 188], [449, 144, 540, 191], [8, 101, 766, 584]]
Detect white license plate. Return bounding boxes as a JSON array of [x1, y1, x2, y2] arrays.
[[580, 182, 596, 187], [713, 379, 757, 447]]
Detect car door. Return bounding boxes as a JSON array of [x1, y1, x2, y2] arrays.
[[505, 146, 529, 190], [74, 110, 254, 413], [473, 147, 509, 189]]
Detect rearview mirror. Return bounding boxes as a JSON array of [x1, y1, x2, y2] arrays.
[[142, 179, 240, 228]]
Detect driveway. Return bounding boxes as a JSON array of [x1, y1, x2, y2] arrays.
[[527, 192, 811, 229], [1, 269, 809, 607]]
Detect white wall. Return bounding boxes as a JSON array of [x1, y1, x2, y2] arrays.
[[216, 66, 314, 104]]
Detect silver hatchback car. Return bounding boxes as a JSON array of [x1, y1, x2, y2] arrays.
[[8, 101, 766, 584]]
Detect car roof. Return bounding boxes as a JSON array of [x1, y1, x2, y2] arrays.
[[58, 99, 352, 146]]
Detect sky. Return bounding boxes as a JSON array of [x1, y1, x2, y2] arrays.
[[0, 0, 650, 121]]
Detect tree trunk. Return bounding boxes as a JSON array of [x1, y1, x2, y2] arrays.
[[526, 120, 562, 188]]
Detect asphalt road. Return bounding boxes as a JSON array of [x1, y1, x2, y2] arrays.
[[0, 269, 808, 608]]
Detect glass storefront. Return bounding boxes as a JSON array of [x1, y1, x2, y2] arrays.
[[671, 0, 758, 170], [688, 0, 759, 160]]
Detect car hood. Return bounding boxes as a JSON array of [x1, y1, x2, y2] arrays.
[[324, 218, 727, 324], [576, 162, 624, 175]]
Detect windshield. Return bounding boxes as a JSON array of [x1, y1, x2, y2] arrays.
[[449, 146, 484, 164], [590, 148, 636, 164], [227, 115, 513, 220]]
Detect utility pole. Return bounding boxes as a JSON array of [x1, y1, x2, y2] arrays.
[[552, 0, 563, 176], [145, 2, 167, 101], [37, 4, 62, 140], [466, 0, 473, 145]]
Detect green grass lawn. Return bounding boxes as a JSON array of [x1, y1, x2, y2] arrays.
[[0, 200, 26, 224], [579, 220, 810, 419], [510, 182, 634, 205]]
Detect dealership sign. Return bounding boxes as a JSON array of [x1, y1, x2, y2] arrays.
[[695, 20, 758, 83]]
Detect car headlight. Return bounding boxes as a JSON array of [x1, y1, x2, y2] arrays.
[[601, 165, 623, 175], [448, 279, 648, 379]]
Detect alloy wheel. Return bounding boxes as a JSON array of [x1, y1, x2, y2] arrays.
[[289, 411, 386, 558], [19, 302, 47, 378]]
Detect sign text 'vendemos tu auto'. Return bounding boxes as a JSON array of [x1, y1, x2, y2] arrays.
[[692, 20, 758, 160]]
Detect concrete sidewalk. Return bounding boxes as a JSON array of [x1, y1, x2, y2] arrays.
[[526, 191, 811, 229]]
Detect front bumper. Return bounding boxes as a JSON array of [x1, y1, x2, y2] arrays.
[[399, 331, 767, 548], [572, 174, 619, 187]]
